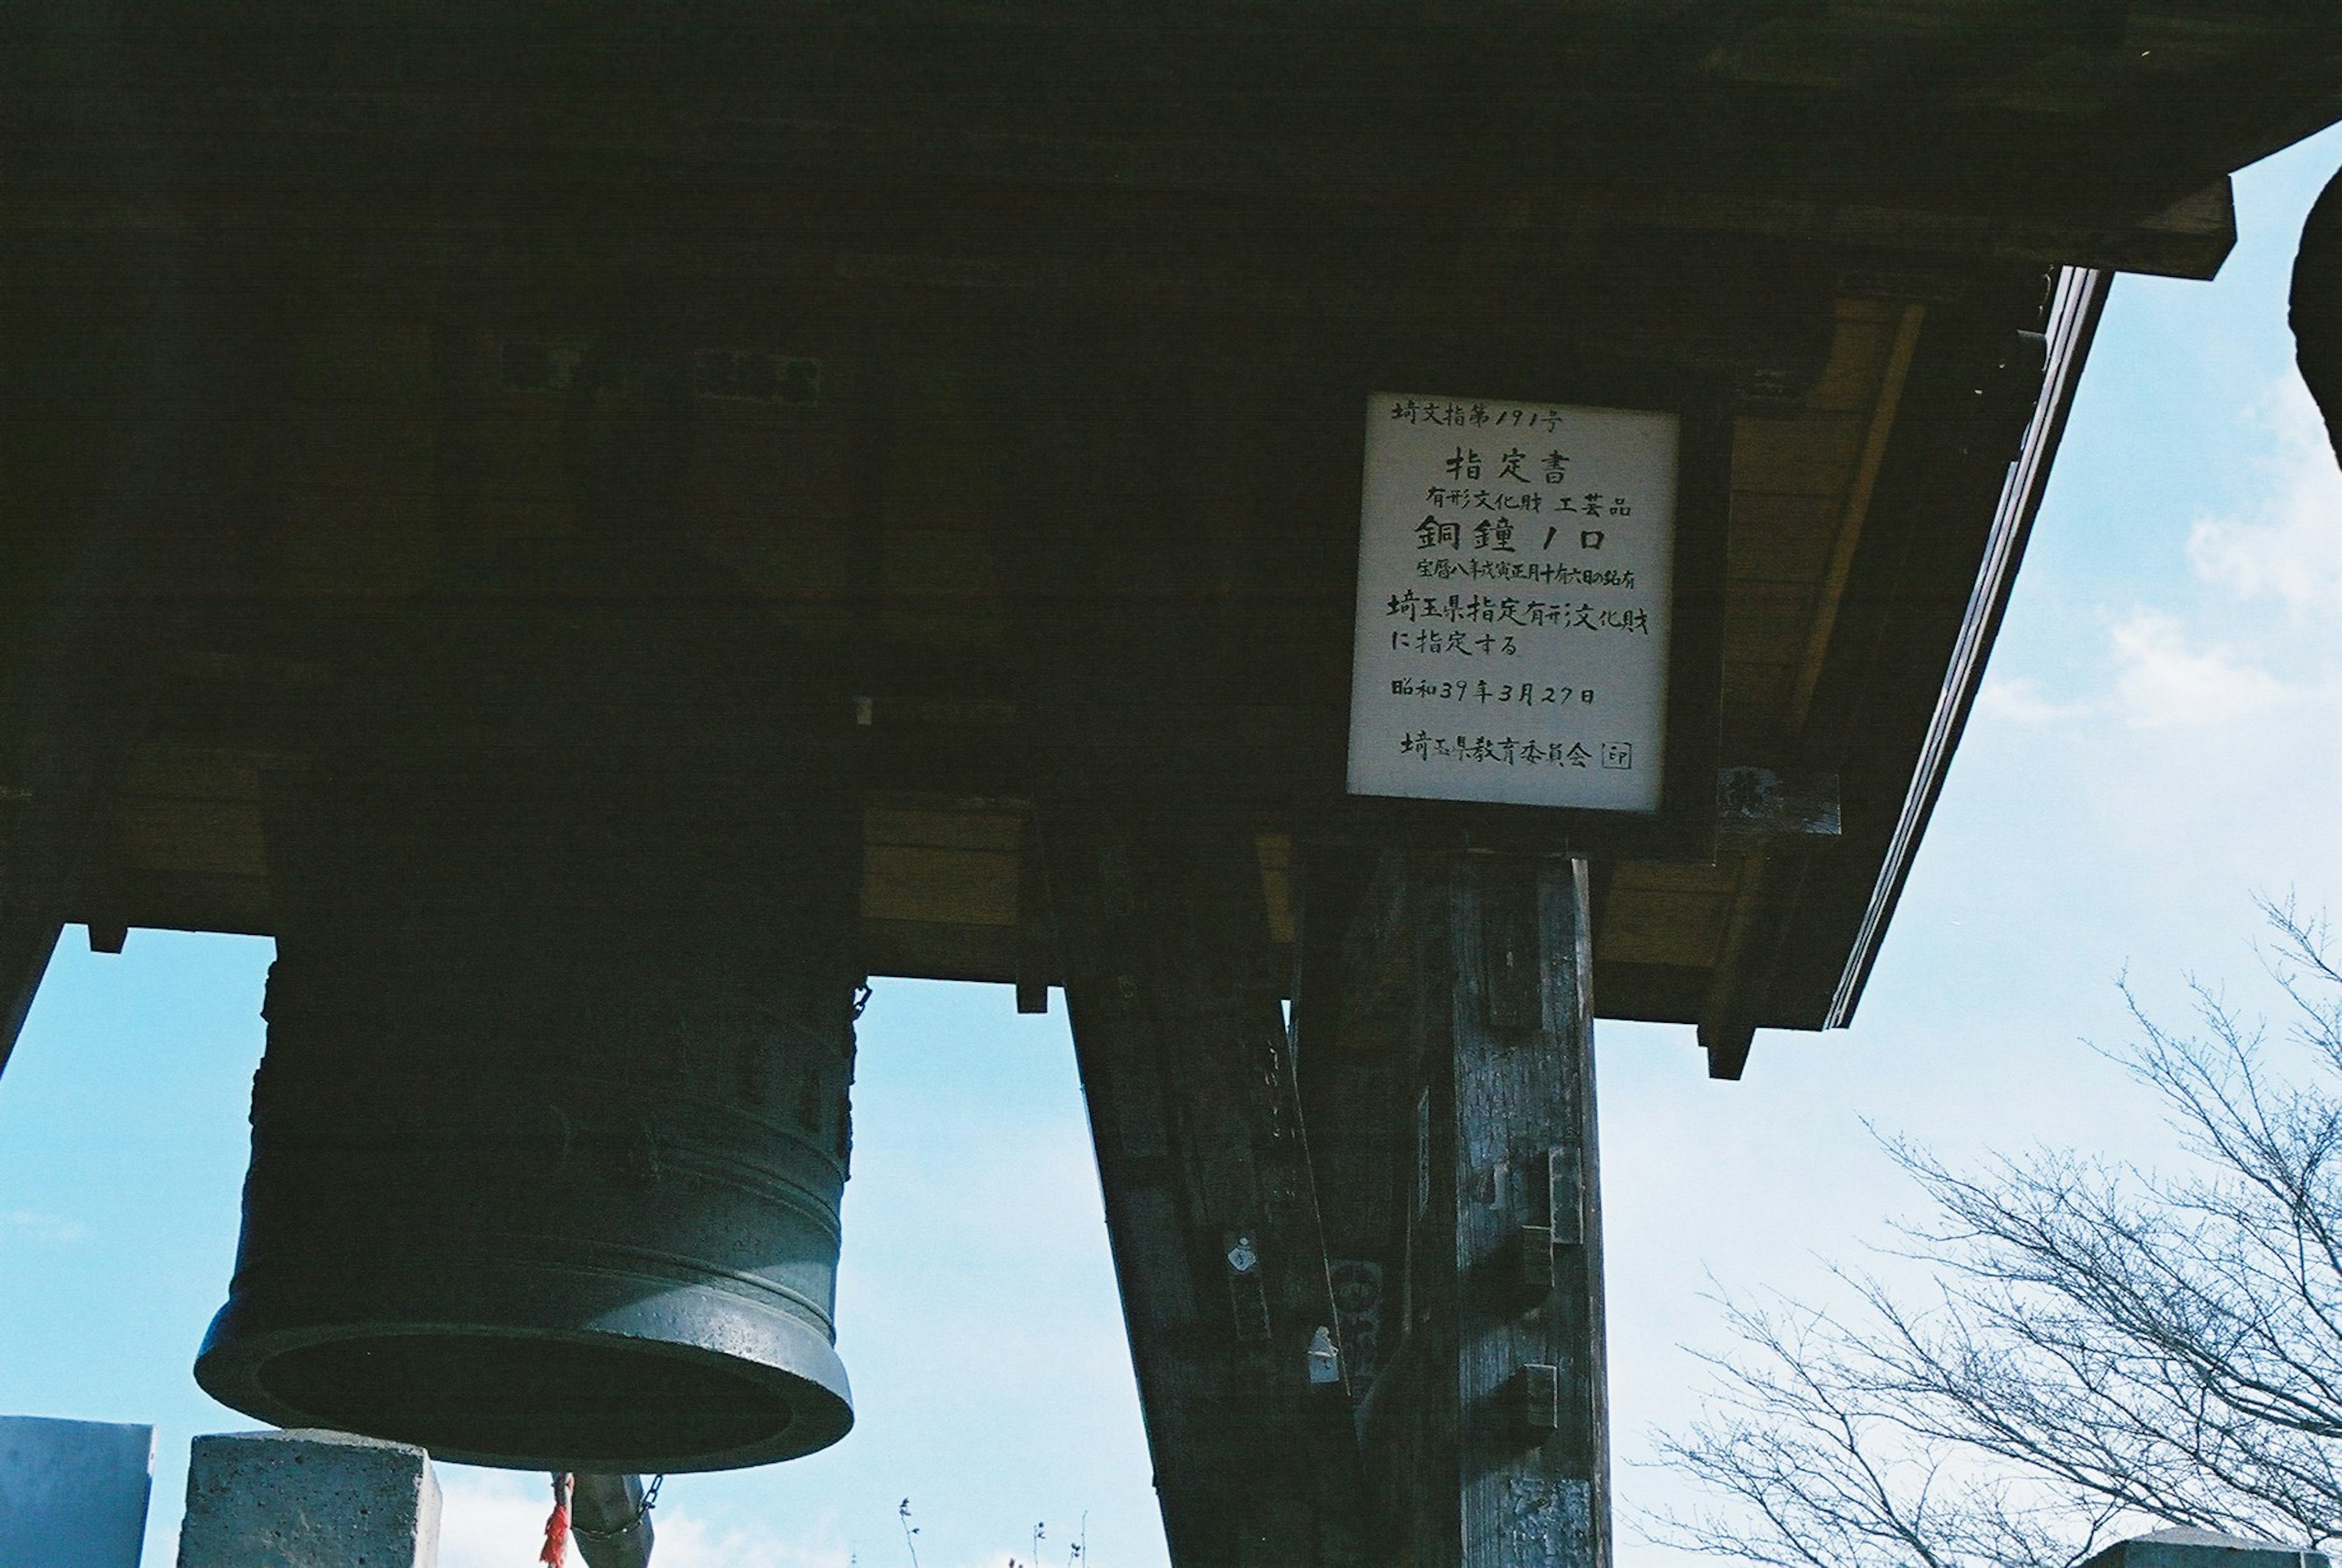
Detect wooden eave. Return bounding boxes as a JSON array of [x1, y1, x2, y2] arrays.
[[6, 1, 2341, 1062], [29, 261, 2098, 1042]]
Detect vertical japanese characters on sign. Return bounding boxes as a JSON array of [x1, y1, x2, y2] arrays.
[[1347, 394, 1680, 812]]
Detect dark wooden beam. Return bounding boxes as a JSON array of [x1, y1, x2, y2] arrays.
[[1014, 811, 1054, 1015], [1291, 843, 1416, 1423], [1701, 770, 1844, 1078], [1040, 809, 1372, 1568], [0, 814, 69, 1076], [0, 594, 150, 1079], [0, 217, 196, 1077], [1697, 1018, 1757, 1083], [1347, 853, 1608, 1568], [2, 0, 2327, 273]]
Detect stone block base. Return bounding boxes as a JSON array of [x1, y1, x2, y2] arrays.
[[177, 1429, 441, 1568]]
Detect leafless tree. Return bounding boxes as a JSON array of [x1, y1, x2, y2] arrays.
[[1647, 897, 2342, 1568]]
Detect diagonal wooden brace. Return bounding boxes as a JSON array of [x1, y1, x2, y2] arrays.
[[1037, 807, 1373, 1568]]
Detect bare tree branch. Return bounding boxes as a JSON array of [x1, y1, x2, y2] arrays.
[[1644, 899, 2342, 1567]]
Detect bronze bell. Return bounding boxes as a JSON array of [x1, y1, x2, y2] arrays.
[[194, 536, 862, 1473]]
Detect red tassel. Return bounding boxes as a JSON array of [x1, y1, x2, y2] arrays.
[[540, 1473, 572, 1568]]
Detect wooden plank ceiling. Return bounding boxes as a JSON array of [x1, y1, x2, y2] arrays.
[[74, 288, 1953, 1025]]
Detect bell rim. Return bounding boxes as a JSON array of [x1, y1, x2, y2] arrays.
[[195, 1270, 854, 1473]]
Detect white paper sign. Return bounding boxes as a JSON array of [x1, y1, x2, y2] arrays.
[[1347, 393, 1680, 812]]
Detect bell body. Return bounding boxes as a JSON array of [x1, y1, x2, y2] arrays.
[[196, 540, 862, 1473]]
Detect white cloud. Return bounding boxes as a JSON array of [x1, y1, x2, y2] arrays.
[[434, 1472, 551, 1568], [436, 1471, 859, 1568], [2107, 607, 2290, 726], [630, 1511, 856, 1568], [1971, 674, 2088, 725], [2186, 378, 2342, 615], [2085, 375, 2342, 738], [1, 1209, 89, 1243]]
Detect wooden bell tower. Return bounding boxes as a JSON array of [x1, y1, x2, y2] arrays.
[[7, 4, 2342, 1563]]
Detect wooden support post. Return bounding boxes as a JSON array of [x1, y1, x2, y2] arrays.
[[4, 223, 262, 1077], [1342, 853, 1608, 1568], [0, 903, 68, 1081], [1040, 808, 1371, 1568], [1291, 845, 1414, 1417], [0, 629, 142, 1076]]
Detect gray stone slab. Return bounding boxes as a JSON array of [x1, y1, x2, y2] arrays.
[[0, 1413, 156, 1568], [2083, 1527, 2331, 1568], [176, 1430, 441, 1568]]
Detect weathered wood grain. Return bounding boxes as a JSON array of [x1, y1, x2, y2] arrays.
[[1352, 854, 1608, 1568], [1043, 811, 1372, 1568]]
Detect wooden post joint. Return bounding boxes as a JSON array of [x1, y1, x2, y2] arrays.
[[1544, 1145, 1585, 1246], [1515, 1225, 1557, 1298], [1517, 1362, 1563, 1434]]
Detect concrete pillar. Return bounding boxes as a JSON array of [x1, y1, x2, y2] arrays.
[[176, 1430, 441, 1568], [0, 1414, 155, 1568]]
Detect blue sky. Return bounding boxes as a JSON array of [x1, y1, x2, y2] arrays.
[[7, 127, 2342, 1568]]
